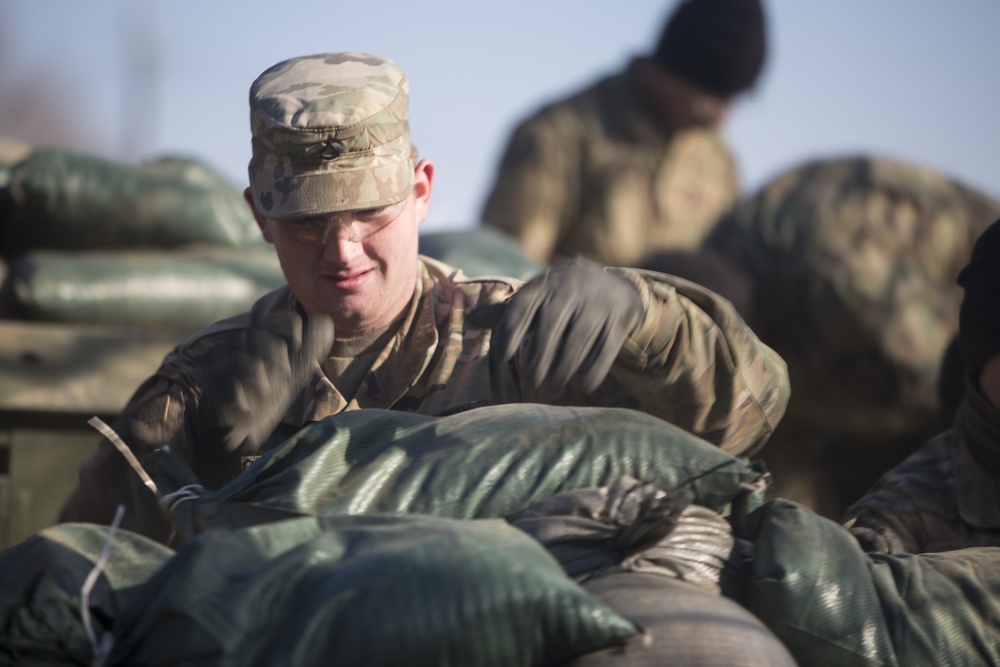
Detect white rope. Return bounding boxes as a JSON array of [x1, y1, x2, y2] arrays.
[[88, 416, 158, 497], [160, 484, 206, 512], [81, 504, 125, 667]]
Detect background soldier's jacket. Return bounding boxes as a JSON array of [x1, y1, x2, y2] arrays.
[[60, 256, 788, 543], [480, 60, 738, 267], [844, 381, 1000, 553]]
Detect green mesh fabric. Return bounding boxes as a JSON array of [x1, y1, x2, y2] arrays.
[[0, 523, 172, 665], [147, 404, 767, 543], [107, 515, 638, 667], [741, 499, 1000, 666], [3, 148, 263, 255]]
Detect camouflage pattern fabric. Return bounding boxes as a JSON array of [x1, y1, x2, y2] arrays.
[[480, 59, 738, 267], [248, 52, 413, 218], [702, 155, 1000, 518], [843, 381, 1000, 554], [60, 256, 789, 543]]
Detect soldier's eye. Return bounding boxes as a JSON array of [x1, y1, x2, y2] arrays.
[[354, 208, 386, 223]]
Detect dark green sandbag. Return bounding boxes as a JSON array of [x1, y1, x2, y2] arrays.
[[145, 404, 768, 543], [106, 514, 639, 667], [0, 522, 172, 666], [3, 148, 264, 255], [9, 246, 285, 331], [137, 154, 247, 192], [419, 227, 544, 280], [739, 499, 1000, 666]]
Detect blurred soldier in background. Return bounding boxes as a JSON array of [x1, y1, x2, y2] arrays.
[[60, 52, 789, 543], [480, 0, 767, 267], [641, 155, 1000, 519], [844, 217, 1000, 553]]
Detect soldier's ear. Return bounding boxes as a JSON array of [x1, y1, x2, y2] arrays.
[[412, 159, 434, 225], [245, 187, 275, 243]]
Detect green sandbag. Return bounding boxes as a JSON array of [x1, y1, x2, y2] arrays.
[[9, 246, 285, 331], [107, 514, 638, 667], [146, 404, 768, 543], [138, 154, 247, 192], [419, 227, 544, 281], [3, 148, 264, 254], [740, 499, 1000, 666], [0, 523, 172, 666]]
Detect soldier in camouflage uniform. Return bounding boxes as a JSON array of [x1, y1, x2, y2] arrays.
[[60, 52, 789, 544], [479, 0, 767, 267], [843, 218, 1000, 553], [643, 155, 1000, 519]]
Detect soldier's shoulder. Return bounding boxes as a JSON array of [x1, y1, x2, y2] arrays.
[[703, 155, 1000, 440], [711, 155, 1000, 252], [512, 69, 625, 134], [420, 255, 521, 306]]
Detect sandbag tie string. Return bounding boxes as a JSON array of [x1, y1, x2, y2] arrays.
[[161, 484, 206, 512], [88, 416, 159, 497], [80, 503, 124, 667]]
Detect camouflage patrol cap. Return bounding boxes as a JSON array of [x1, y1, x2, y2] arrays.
[[248, 52, 413, 219]]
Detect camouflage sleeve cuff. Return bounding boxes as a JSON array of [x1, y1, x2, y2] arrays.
[[604, 266, 658, 354]]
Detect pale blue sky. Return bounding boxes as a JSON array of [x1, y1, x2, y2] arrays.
[[2, 1, 998, 232]]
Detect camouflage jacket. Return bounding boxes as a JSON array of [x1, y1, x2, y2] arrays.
[[60, 256, 789, 543], [844, 380, 1000, 553], [480, 59, 738, 267]]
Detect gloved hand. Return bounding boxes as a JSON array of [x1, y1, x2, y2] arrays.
[[201, 306, 335, 455], [468, 258, 643, 399]]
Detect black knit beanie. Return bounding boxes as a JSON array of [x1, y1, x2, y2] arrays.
[[653, 0, 767, 98], [957, 217, 1000, 375]]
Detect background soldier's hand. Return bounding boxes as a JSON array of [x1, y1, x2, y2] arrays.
[[469, 258, 643, 399], [848, 525, 905, 554]]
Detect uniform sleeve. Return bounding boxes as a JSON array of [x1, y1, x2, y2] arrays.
[[598, 268, 789, 457], [841, 435, 963, 554], [58, 368, 199, 545], [60, 294, 332, 544], [479, 111, 579, 265]]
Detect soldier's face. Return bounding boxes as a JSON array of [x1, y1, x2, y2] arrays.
[[251, 159, 434, 338], [637, 59, 731, 129]]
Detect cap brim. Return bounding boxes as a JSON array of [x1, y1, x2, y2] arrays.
[[250, 157, 413, 219]]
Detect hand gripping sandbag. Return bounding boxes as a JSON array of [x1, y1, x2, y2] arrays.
[[138, 404, 769, 545], [104, 514, 639, 667], [2, 148, 263, 255]]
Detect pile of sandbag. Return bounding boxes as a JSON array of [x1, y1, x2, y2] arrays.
[[9, 401, 998, 666], [0, 404, 798, 666], [0, 148, 285, 332]]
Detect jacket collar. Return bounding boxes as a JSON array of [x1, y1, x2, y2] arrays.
[[286, 260, 437, 424]]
